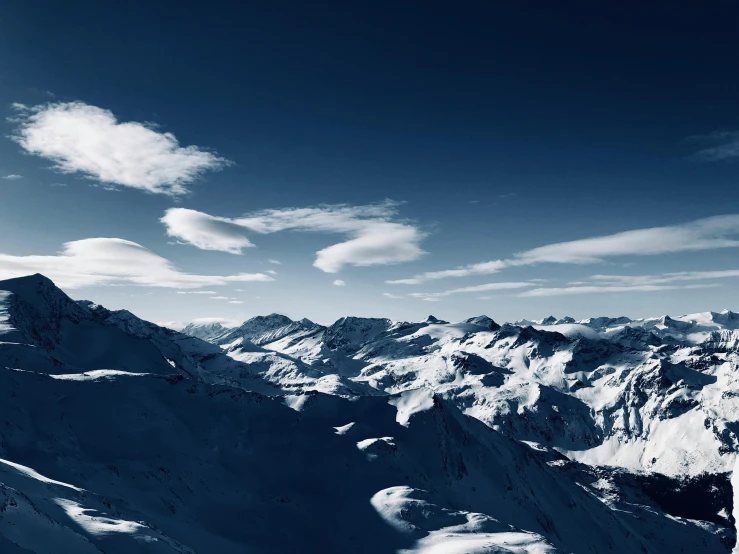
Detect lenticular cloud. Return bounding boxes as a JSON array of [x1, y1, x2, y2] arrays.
[[10, 102, 229, 195], [0, 238, 273, 289], [161, 201, 426, 273]]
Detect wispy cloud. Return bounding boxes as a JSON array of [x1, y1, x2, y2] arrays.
[[176, 290, 218, 295], [520, 267, 739, 297], [268, 259, 281, 265], [162, 200, 426, 273], [382, 292, 404, 299], [209, 296, 230, 300], [10, 102, 228, 195], [389, 214, 739, 284], [332, 279, 346, 286], [519, 283, 718, 297], [229, 300, 243, 304], [0, 238, 274, 289], [2, 174, 22, 180], [690, 131, 739, 161], [388, 261, 507, 285], [410, 281, 532, 300], [586, 269, 739, 286], [189, 317, 239, 326]]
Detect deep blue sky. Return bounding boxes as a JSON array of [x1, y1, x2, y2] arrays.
[[1, 1, 738, 326]]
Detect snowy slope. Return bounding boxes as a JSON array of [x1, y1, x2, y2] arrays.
[[180, 320, 232, 342], [185, 305, 739, 478], [0, 274, 736, 552], [0, 367, 730, 553], [0, 274, 366, 397]]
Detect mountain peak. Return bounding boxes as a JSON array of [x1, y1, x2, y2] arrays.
[[0, 273, 82, 320], [244, 313, 294, 325], [424, 315, 447, 324], [711, 309, 739, 328], [464, 315, 500, 330], [0, 272, 58, 292]]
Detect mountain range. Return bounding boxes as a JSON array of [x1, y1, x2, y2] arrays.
[[0, 273, 736, 553]]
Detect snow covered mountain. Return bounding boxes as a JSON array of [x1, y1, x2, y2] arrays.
[[180, 320, 232, 342], [195, 307, 739, 479], [0, 274, 736, 552]]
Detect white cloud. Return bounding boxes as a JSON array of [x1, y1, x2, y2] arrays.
[[228, 300, 243, 304], [209, 296, 230, 300], [176, 290, 217, 294], [266, 269, 278, 275], [410, 281, 532, 300], [382, 292, 404, 299], [2, 174, 22, 180], [586, 269, 739, 286], [0, 238, 275, 289], [517, 267, 739, 297], [332, 279, 346, 286], [189, 317, 239, 326], [519, 284, 718, 297], [10, 102, 228, 195], [314, 222, 423, 273], [388, 261, 507, 285], [512, 214, 739, 264], [389, 214, 739, 284], [160, 209, 254, 253], [161, 201, 425, 273], [268, 259, 281, 265]]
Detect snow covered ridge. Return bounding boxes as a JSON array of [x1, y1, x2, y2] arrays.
[[189, 304, 739, 477], [0, 274, 736, 553]]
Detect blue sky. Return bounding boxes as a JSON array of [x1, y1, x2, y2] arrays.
[[1, 1, 738, 326]]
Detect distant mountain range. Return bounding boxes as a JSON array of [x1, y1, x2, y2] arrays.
[[0, 273, 736, 553]]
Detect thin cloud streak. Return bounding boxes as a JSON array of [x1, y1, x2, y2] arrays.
[[587, 269, 739, 286], [388, 214, 739, 284], [519, 283, 719, 297], [176, 290, 218, 295], [691, 131, 739, 161], [382, 292, 404, 299], [410, 281, 532, 300]]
